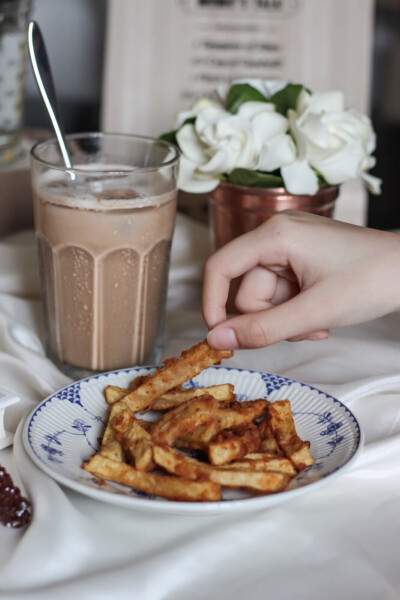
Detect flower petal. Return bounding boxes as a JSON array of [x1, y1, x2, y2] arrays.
[[311, 139, 365, 184], [296, 89, 312, 114], [195, 106, 229, 136], [252, 111, 289, 146], [306, 91, 345, 115], [178, 155, 219, 193], [176, 124, 207, 164], [360, 172, 382, 195], [281, 160, 319, 195], [174, 98, 222, 129], [199, 148, 236, 174], [237, 101, 275, 120], [288, 109, 308, 159], [257, 134, 297, 172]]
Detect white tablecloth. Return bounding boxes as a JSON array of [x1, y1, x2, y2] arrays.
[[1, 215, 400, 600]]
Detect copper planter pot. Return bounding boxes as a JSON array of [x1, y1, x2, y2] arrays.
[[209, 182, 339, 251], [208, 183, 339, 312]]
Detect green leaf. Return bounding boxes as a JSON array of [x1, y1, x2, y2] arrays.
[[225, 84, 267, 114], [182, 116, 196, 127], [159, 130, 178, 145], [226, 169, 283, 188], [270, 83, 308, 116], [313, 169, 328, 186]]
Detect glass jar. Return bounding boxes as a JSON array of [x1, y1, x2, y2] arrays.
[[0, 0, 30, 164]]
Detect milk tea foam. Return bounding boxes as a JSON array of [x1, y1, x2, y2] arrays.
[[33, 168, 177, 372]]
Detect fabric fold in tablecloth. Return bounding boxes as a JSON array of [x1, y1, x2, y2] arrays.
[[1, 214, 400, 600]]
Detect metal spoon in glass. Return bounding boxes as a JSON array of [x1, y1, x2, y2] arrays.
[[27, 20, 75, 178]]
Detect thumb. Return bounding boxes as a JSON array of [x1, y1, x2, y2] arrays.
[[207, 290, 330, 350]]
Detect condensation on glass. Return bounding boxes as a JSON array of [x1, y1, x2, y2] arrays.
[[31, 133, 179, 379]]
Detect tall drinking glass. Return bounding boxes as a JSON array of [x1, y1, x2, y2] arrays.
[[31, 133, 179, 379]]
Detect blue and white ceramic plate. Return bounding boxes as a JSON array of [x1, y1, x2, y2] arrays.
[[23, 366, 363, 515]]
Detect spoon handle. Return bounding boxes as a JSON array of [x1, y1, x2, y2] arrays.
[[27, 21, 73, 171]]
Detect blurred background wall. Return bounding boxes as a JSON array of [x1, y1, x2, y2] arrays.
[[20, 0, 400, 230], [24, 0, 106, 132], [368, 0, 400, 229]]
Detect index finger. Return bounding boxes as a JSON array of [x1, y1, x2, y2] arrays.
[[202, 219, 286, 328]]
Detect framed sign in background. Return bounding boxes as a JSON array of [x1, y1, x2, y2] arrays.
[[102, 0, 375, 225]]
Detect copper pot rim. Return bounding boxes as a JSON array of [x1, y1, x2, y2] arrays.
[[213, 181, 339, 198], [208, 199, 337, 216]]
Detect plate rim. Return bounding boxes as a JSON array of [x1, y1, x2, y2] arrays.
[[22, 365, 364, 515]]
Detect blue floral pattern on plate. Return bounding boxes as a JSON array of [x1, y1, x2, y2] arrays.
[[22, 366, 363, 516]]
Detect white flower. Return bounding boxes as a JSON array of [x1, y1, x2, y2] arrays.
[[281, 89, 381, 195], [174, 98, 223, 130], [177, 100, 293, 193]]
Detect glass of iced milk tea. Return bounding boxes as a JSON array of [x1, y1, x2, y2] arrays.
[[31, 133, 179, 379]]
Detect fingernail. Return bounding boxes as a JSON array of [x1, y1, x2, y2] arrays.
[[207, 327, 239, 350]]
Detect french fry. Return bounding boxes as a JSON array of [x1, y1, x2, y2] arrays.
[[104, 375, 149, 405], [100, 439, 124, 463], [136, 419, 152, 431], [105, 385, 128, 405], [153, 445, 291, 493], [244, 452, 280, 460], [208, 424, 261, 465], [82, 340, 315, 502], [258, 417, 282, 454], [111, 407, 155, 471], [220, 457, 297, 476], [217, 400, 269, 429], [268, 400, 314, 471], [174, 400, 268, 452], [99, 402, 127, 462], [116, 340, 233, 413], [150, 395, 220, 445], [105, 383, 235, 410], [130, 438, 155, 471], [152, 384, 235, 411], [176, 420, 222, 451], [83, 454, 221, 502]]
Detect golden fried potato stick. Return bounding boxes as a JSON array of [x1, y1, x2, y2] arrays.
[[153, 445, 291, 494], [268, 400, 314, 471], [136, 418, 152, 431], [217, 400, 269, 429], [151, 395, 220, 445], [175, 420, 221, 452], [99, 402, 128, 462], [220, 457, 297, 476], [105, 383, 235, 410], [105, 385, 128, 405], [130, 438, 155, 471], [258, 417, 282, 454], [116, 340, 233, 413], [174, 400, 268, 452], [152, 384, 235, 411], [244, 452, 280, 460], [83, 454, 221, 502], [105, 374, 150, 405], [208, 424, 261, 465], [110, 407, 155, 471]]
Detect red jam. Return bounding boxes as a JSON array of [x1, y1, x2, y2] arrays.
[[0, 465, 31, 528]]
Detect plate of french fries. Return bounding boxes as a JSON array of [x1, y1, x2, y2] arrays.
[[23, 340, 363, 515]]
